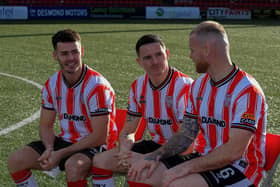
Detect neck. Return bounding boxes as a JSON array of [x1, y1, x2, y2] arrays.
[[208, 59, 233, 82], [149, 67, 170, 87], [63, 65, 84, 87]]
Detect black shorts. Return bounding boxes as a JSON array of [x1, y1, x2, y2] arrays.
[[27, 136, 106, 171], [131, 140, 161, 154], [161, 153, 255, 187]]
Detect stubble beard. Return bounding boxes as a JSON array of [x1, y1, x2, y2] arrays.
[[196, 61, 209, 73]]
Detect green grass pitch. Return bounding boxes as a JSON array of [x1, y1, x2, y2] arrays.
[[0, 19, 279, 186]]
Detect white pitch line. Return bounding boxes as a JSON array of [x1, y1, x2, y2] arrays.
[[0, 72, 43, 136]]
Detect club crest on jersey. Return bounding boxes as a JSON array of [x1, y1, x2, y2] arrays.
[[165, 96, 173, 108], [224, 94, 232, 107]]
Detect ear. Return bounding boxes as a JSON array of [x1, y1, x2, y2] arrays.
[[136, 57, 142, 67], [53, 51, 58, 60], [81, 46, 84, 57], [165, 48, 170, 60], [204, 42, 210, 57]]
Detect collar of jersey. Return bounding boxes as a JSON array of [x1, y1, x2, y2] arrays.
[[62, 64, 87, 88], [149, 66, 173, 91], [210, 63, 239, 87]]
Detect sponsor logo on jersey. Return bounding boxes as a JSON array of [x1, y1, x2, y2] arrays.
[[148, 117, 173, 125], [56, 96, 62, 100], [240, 112, 255, 125], [63, 113, 86, 121], [201, 116, 226, 127]]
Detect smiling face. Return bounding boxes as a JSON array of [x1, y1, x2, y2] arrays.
[[53, 41, 83, 76], [136, 42, 169, 79]]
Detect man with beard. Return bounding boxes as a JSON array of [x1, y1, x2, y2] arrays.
[[91, 34, 193, 187], [127, 21, 267, 187], [7, 29, 117, 187]]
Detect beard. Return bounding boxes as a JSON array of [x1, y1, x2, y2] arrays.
[[195, 60, 209, 73]]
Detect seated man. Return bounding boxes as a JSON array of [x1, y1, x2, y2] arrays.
[[91, 34, 193, 187], [7, 29, 117, 187], [128, 21, 267, 187]]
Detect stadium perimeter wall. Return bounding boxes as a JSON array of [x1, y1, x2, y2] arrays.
[[0, 1, 279, 21]]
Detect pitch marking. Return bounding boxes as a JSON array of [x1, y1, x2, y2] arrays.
[[0, 72, 43, 136]]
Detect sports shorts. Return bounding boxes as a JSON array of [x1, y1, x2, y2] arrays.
[[131, 140, 161, 154], [27, 136, 106, 170], [161, 152, 255, 187]]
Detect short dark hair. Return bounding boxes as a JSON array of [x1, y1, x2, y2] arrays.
[[135, 34, 165, 57], [52, 29, 81, 50]]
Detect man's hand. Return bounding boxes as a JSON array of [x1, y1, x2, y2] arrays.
[[38, 149, 63, 171], [162, 163, 190, 187], [127, 153, 161, 181], [115, 135, 134, 168]]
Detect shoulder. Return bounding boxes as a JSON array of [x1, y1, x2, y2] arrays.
[[237, 70, 265, 97], [44, 71, 60, 87], [172, 68, 194, 84], [84, 67, 113, 91], [130, 74, 147, 88], [86, 66, 113, 87]]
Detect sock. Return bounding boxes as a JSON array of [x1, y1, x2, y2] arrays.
[[92, 166, 115, 187], [67, 179, 87, 187], [10, 169, 38, 187], [127, 181, 152, 187]]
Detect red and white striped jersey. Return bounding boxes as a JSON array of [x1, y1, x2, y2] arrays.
[[128, 67, 193, 145], [185, 65, 267, 186], [41, 64, 117, 149]]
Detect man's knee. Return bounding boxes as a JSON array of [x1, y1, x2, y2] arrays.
[[92, 148, 116, 169], [7, 146, 39, 172], [7, 151, 21, 171], [65, 154, 91, 180]]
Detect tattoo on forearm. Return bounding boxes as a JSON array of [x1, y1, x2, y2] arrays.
[[147, 116, 199, 160]]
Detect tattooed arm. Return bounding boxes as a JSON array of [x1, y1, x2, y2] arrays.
[[119, 114, 141, 150], [146, 115, 199, 161], [119, 114, 141, 145], [127, 115, 199, 180]]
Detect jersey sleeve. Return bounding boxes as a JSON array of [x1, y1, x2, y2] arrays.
[[127, 82, 142, 117], [88, 84, 115, 116], [231, 90, 264, 133], [185, 83, 198, 119], [176, 79, 192, 122], [41, 79, 54, 110]]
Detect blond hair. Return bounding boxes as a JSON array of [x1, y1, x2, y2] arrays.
[[190, 21, 229, 45]]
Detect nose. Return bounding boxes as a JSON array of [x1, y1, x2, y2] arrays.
[[151, 56, 160, 65], [67, 53, 75, 60]]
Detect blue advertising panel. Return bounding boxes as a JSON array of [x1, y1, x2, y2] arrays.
[[29, 7, 89, 19]]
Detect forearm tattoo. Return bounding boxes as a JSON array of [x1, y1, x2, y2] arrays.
[[145, 116, 199, 161]]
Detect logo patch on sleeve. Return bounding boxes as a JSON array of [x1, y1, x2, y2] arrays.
[[240, 112, 256, 126]]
